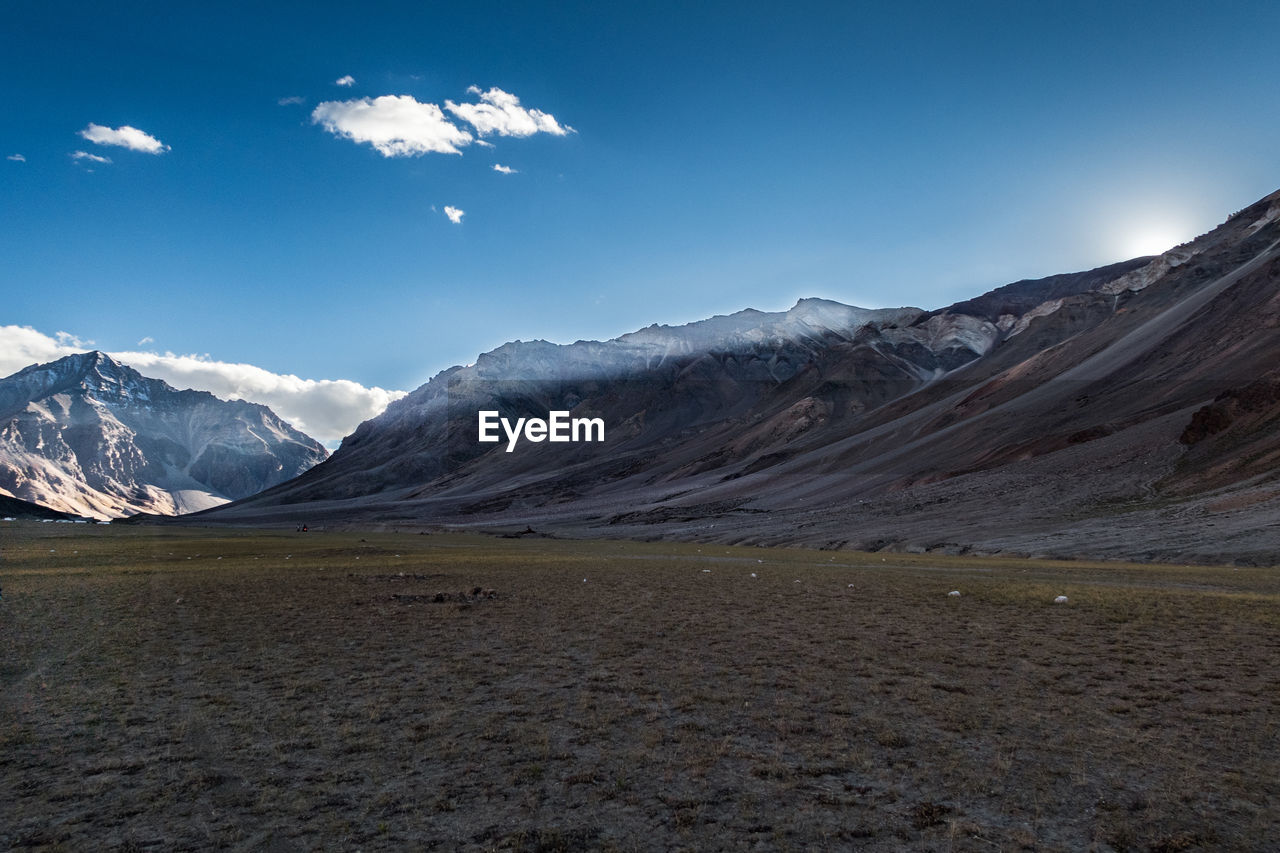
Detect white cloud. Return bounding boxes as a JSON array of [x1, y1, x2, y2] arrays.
[[56, 331, 94, 347], [312, 87, 573, 159], [311, 95, 473, 157], [113, 351, 406, 443], [492, 163, 517, 174], [137, 336, 154, 346], [445, 86, 572, 138], [0, 326, 406, 445], [443, 206, 465, 224], [79, 123, 169, 154], [0, 327, 90, 373], [71, 150, 111, 164], [7, 153, 24, 162], [335, 75, 356, 87], [277, 95, 306, 106]]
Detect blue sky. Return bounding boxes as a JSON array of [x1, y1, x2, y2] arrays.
[[4, 1, 1279, 442]]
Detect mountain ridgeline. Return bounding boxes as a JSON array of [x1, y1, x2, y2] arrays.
[[207, 188, 1280, 562], [0, 352, 327, 518]]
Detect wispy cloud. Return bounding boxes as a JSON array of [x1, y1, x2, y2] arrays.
[[445, 86, 573, 138], [56, 330, 94, 348], [136, 336, 154, 346], [443, 206, 465, 224], [312, 95, 473, 157], [71, 150, 111, 164], [492, 163, 517, 174], [79, 123, 169, 154], [7, 153, 24, 162], [335, 75, 356, 87], [0, 326, 406, 444], [277, 95, 306, 106]]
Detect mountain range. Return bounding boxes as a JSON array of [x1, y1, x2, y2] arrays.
[[192, 188, 1280, 564], [11, 187, 1280, 564], [0, 352, 327, 519]]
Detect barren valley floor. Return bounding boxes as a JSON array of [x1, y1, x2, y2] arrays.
[[2, 525, 1277, 851]]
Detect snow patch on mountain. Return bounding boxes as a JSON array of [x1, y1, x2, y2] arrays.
[[618, 299, 923, 354], [1244, 200, 1280, 237]]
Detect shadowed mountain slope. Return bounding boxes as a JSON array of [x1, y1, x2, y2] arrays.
[[0, 494, 83, 521], [204, 189, 1280, 563]]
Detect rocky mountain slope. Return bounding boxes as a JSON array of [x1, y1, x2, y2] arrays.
[[0, 494, 84, 521], [0, 352, 327, 518], [206, 188, 1280, 563]]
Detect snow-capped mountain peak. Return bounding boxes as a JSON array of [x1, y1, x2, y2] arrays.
[[0, 352, 328, 519]]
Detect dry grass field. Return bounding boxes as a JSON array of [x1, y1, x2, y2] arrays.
[[2, 523, 1277, 851]]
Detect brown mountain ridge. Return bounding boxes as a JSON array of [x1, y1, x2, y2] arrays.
[[197, 187, 1280, 564]]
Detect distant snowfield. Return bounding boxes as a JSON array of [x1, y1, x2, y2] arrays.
[[167, 490, 231, 516]]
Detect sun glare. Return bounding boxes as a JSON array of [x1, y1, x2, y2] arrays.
[[1124, 230, 1183, 258]]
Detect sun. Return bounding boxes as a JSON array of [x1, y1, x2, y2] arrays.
[[1124, 229, 1183, 258], [1100, 201, 1199, 262]]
